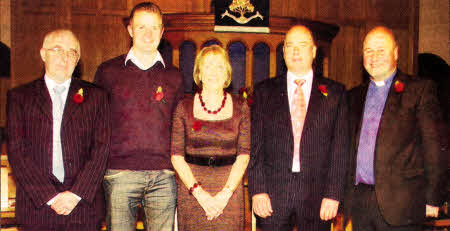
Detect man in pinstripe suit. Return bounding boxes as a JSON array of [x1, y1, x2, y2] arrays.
[[6, 29, 110, 231], [248, 25, 349, 230]]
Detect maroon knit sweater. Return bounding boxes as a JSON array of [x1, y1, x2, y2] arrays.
[[94, 54, 184, 170]]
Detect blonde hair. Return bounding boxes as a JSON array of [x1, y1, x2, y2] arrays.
[[193, 45, 232, 88]]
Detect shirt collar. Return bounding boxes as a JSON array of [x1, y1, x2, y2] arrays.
[[371, 69, 397, 87], [125, 49, 166, 69], [287, 69, 313, 84], [44, 74, 72, 91]]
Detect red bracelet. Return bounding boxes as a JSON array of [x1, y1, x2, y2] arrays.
[[189, 182, 201, 195]]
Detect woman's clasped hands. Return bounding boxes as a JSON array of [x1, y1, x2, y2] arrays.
[[192, 186, 233, 220]]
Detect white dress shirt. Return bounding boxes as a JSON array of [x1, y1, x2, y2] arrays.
[[287, 70, 313, 116], [125, 49, 165, 70], [287, 69, 313, 172], [44, 76, 81, 205]]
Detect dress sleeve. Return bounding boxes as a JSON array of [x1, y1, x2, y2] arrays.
[[171, 99, 186, 156], [237, 99, 251, 155]]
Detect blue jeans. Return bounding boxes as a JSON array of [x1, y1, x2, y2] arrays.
[[103, 169, 177, 231]]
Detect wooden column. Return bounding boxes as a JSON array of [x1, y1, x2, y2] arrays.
[[246, 45, 253, 87]]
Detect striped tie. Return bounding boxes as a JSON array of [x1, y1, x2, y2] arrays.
[[292, 79, 306, 172]]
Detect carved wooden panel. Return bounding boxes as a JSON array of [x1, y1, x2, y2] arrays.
[[0, 79, 10, 126], [341, 0, 366, 23], [9, 0, 420, 90], [270, 0, 284, 16], [102, 0, 128, 10], [22, 0, 55, 9], [394, 28, 412, 73], [72, 0, 97, 10], [12, 12, 59, 87], [72, 15, 102, 82], [288, 0, 316, 19], [330, 25, 365, 89], [367, 0, 410, 26], [317, 0, 339, 21]]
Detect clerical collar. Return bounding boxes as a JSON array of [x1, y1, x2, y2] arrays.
[[371, 69, 397, 87]]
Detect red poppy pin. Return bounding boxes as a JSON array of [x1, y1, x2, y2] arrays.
[[318, 85, 328, 97], [153, 86, 166, 103], [394, 80, 404, 93], [192, 121, 203, 132], [73, 88, 84, 104], [239, 87, 254, 106]]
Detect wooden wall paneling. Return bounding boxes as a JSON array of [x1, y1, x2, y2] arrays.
[[0, 0, 11, 47], [71, 14, 102, 82], [289, 0, 316, 19], [316, 0, 339, 21], [12, 7, 60, 87], [141, 0, 191, 14], [269, 46, 277, 78], [21, 0, 55, 9], [394, 28, 413, 74], [269, 0, 284, 16], [72, 0, 97, 10], [340, 26, 362, 87], [366, 0, 410, 28], [102, 0, 128, 10], [329, 30, 340, 82], [246, 45, 254, 87], [191, 0, 211, 13], [329, 27, 347, 87], [340, 0, 365, 24], [408, 0, 419, 75], [98, 15, 130, 68], [0, 79, 10, 126], [0, 0, 11, 127]]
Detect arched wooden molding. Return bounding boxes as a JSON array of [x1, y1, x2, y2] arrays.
[[164, 13, 339, 89]]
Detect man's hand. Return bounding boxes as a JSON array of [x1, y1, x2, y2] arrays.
[[320, 198, 339, 221], [50, 191, 81, 215], [426, 204, 439, 218], [252, 193, 273, 218]]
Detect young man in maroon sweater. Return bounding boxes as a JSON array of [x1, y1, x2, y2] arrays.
[[94, 2, 184, 230]]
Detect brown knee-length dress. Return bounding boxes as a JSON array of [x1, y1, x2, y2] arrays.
[[171, 94, 250, 231]]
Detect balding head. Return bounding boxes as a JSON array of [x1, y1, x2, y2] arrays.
[[42, 29, 80, 55], [364, 26, 397, 49], [285, 26, 315, 44], [283, 25, 317, 76], [363, 26, 398, 81]]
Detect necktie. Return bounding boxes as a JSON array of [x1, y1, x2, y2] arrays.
[[53, 86, 66, 182], [292, 79, 306, 172]]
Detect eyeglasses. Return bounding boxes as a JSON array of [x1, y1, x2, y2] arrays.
[[46, 47, 79, 60]]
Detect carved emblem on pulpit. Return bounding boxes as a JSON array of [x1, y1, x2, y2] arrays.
[[221, 0, 263, 24], [214, 0, 269, 33]]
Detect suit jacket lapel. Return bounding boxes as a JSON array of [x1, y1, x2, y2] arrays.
[[376, 71, 404, 156], [33, 78, 53, 120], [275, 74, 295, 165], [277, 74, 293, 132], [302, 75, 325, 134], [62, 79, 82, 127], [353, 83, 369, 150]]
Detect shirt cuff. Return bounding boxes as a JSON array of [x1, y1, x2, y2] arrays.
[[47, 195, 58, 206], [72, 193, 82, 202], [46, 192, 82, 206]]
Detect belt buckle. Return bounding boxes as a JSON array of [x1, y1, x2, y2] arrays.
[[208, 156, 216, 167]]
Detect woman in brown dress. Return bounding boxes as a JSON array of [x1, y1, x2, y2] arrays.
[[171, 45, 250, 230]]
